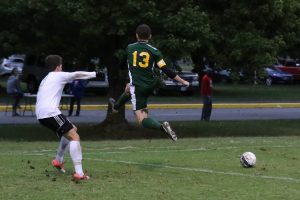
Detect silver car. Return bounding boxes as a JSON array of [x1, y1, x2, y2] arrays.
[[0, 55, 25, 76]]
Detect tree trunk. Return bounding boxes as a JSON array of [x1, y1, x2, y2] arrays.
[[98, 48, 130, 131]]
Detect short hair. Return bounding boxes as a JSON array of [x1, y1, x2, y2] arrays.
[[136, 24, 151, 40], [45, 55, 62, 71], [11, 68, 18, 75]]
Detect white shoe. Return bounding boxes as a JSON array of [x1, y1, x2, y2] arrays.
[[162, 121, 177, 141]]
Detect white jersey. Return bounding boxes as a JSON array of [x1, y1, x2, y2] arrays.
[[36, 71, 96, 119]]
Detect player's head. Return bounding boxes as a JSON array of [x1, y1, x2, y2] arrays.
[[136, 24, 152, 41], [45, 55, 63, 72], [11, 68, 18, 75]]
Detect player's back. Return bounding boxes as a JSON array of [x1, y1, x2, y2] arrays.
[[127, 42, 163, 87], [36, 72, 71, 119]]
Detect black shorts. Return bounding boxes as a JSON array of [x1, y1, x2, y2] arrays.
[[38, 114, 74, 137]]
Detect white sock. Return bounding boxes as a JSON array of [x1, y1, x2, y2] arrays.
[[69, 141, 84, 176], [55, 136, 70, 163]]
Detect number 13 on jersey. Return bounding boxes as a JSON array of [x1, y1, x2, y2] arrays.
[[132, 51, 150, 68]]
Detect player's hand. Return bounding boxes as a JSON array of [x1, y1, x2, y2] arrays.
[[95, 71, 103, 78], [183, 81, 190, 87]]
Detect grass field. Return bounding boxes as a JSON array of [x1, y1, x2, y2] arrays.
[[0, 136, 300, 200]]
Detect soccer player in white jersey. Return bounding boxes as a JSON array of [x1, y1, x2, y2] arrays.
[[36, 55, 96, 181]]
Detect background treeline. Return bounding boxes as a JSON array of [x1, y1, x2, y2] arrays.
[[0, 0, 299, 72]]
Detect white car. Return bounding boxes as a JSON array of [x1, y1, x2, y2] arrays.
[[0, 54, 25, 76], [84, 69, 109, 91]]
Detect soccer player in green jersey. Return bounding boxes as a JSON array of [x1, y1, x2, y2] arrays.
[[109, 24, 190, 141]]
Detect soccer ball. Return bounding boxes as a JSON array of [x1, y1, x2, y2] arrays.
[[240, 152, 256, 167]]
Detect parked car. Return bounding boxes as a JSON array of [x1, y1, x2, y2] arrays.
[[275, 59, 300, 81], [263, 66, 293, 86], [0, 54, 25, 76], [83, 68, 109, 92], [154, 59, 198, 95]]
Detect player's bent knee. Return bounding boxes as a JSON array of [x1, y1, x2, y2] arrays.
[[72, 124, 78, 132], [64, 128, 80, 141]]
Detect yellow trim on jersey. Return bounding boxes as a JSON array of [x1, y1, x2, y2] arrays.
[[157, 59, 166, 68]]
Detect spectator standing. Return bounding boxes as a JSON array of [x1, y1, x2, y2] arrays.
[[201, 68, 213, 121], [6, 68, 23, 116], [68, 79, 85, 116]]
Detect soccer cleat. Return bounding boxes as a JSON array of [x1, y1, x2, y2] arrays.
[[73, 172, 90, 181], [108, 97, 118, 113], [52, 159, 66, 173], [162, 121, 177, 141]]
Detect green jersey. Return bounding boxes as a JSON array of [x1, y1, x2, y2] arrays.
[[127, 41, 167, 87]]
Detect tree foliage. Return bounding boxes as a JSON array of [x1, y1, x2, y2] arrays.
[[1, 0, 299, 70]]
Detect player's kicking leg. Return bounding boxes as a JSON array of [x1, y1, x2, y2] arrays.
[[161, 121, 177, 141], [135, 109, 178, 141]]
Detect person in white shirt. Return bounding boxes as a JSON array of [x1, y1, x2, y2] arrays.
[[36, 55, 96, 181]]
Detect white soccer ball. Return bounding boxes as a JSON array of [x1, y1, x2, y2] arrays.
[[240, 152, 256, 167]]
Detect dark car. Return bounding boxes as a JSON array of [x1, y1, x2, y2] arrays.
[[21, 55, 49, 93], [263, 66, 293, 86]]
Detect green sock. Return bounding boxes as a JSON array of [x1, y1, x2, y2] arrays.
[[115, 92, 131, 109], [142, 118, 162, 129]]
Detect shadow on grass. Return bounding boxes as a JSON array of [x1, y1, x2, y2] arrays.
[[1, 120, 300, 141]]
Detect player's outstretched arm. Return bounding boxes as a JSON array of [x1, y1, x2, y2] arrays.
[[173, 75, 190, 87], [161, 67, 190, 87], [71, 71, 96, 80]]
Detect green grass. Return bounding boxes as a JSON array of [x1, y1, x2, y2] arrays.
[[0, 137, 299, 200], [1, 121, 300, 199]]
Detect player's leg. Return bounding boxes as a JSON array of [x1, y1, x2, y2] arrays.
[[52, 135, 69, 173], [109, 83, 131, 112], [39, 115, 71, 173], [63, 126, 89, 180], [132, 85, 177, 141], [134, 108, 177, 141], [134, 109, 160, 128], [39, 115, 89, 180], [53, 123, 78, 172]]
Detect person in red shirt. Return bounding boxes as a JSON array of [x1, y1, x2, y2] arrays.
[[201, 68, 213, 121]]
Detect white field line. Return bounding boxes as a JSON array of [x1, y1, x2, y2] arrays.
[[83, 144, 298, 155], [85, 157, 300, 183], [1, 147, 299, 183], [10, 151, 299, 183]]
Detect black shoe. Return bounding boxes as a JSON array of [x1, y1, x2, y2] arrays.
[[108, 98, 118, 113], [75, 113, 80, 117]]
